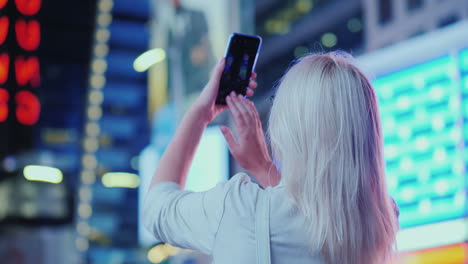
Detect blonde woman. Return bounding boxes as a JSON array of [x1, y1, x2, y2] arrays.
[[143, 52, 399, 264]]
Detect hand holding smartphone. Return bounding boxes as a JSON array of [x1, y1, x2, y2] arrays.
[[216, 33, 262, 105]]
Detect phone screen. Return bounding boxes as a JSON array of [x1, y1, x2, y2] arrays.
[[216, 34, 261, 105]]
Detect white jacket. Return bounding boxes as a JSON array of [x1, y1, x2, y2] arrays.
[[143, 173, 325, 264]]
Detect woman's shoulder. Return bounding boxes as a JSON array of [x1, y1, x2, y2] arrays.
[[227, 172, 258, 188], [226, 173, 262, 197], [223, 173, 263, 216]]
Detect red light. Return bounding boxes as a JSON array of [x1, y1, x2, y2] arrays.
[[0, 88, 8, 122], [0, 16, 8, 45], [0, 53, 9, 85], [15, 19, 40, 51], [15, 56, 40, 87], [15, 0, 41, 16], [15, 90, 40, 125], [0, 0, 7, 9]]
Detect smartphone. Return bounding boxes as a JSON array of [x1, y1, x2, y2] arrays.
[[216, 33, 262, 105]]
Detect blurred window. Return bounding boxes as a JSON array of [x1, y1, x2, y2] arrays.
[[407, 0, 424, 12], [379, 0, 393, 25], [438, 15, 459, 28]]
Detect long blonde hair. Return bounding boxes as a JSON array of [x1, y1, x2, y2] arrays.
[[268, 52, 398, 264]]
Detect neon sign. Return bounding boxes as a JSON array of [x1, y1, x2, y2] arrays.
[[14, 0, 41, 16], [0, 88, 8, 122], [0, 0, 41, 126], [15, 55, 40, 87], [0, 53, 8, 84], [15, 19, 40, 51], [0, 16, 8, 44], [15, 90, 40, 125]]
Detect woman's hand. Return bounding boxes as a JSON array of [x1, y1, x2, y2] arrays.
[[193, 59, 258, 124], [221, 94, 281, 187]]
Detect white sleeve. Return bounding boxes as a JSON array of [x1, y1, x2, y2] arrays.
[[143, 176, 238, 254]]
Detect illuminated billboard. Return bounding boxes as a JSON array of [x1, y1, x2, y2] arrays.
[[374, 54, 465, 228], [358, 21, 468, 259]]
